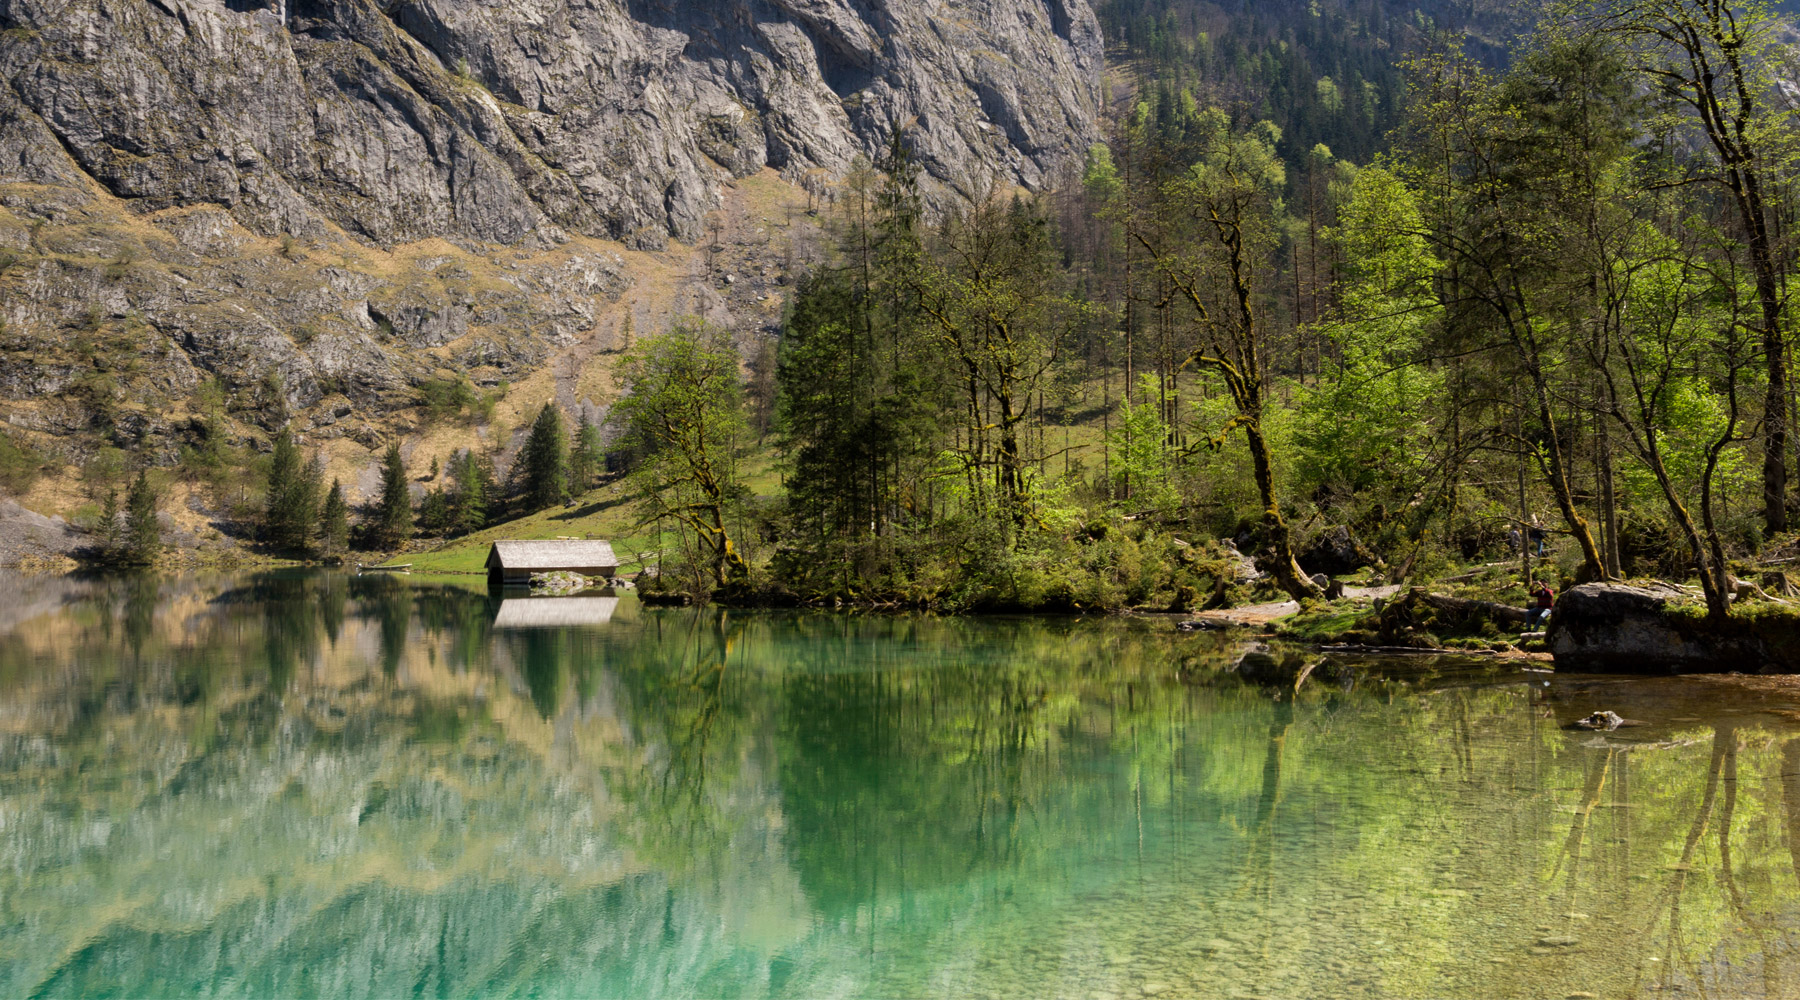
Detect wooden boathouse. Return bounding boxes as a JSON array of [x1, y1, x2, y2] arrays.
[[485, 539, 618, 588]]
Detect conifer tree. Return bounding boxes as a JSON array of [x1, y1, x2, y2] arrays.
[[418, 487, 450, 536], [319, 479, 349, 554], [519, 403, 570, 512], [122, 470, 160, 566], [448, 450, 491, 534], [97, 487, 121, 556], [570, 413, 601, 496], [263, 429, 319, 552], [373, 443, 412, 549]]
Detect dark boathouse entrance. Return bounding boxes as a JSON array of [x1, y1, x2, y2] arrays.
[[485, 539, 618, 589]]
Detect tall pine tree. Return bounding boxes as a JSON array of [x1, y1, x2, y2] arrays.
[[448, 450, 493, 534], [264, 429, 320, 552], [373, 443, 412, 550], [519, 403, 570, 512], [122, 470, 160, 566], [570, 413, 601, 496], [319, 479, 349, 554]]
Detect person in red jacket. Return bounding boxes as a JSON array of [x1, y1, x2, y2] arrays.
[[1526, 580, 1555, 628]]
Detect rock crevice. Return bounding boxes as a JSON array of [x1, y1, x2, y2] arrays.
[[2, 0, 1103, 246]]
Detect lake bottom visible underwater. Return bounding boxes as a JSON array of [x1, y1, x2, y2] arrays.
[[3, 571, 1799, 999]]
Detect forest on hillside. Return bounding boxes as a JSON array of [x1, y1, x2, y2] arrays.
[[604, 0, 1800, 621]]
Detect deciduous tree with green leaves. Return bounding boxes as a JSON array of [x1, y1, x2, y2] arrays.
[[1571, 0, 1799, 534], [1131, 110, 1322, 601], [614, 323, 749, 591]]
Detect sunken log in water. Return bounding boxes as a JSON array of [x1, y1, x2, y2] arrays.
[[1549, 583, 1800, 673]]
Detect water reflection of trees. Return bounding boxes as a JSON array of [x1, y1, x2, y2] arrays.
[[8, 579, 1800, 997]]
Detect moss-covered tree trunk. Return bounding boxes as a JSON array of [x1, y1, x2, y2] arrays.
[[1243, 419, 1317, 602]]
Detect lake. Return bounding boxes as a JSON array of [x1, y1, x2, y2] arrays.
[[3, 571, 1798, 998]]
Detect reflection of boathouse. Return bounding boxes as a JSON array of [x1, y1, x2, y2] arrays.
[[485, 539, 618, 588], [494, 596, 619, 628]]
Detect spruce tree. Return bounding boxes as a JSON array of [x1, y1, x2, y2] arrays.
[[448, 450, 490, 535], [373, 443, 412, 550], [97, 487, 121, 556], [319, 479, 349, 554], [570, 414, 602, 496], [263, 429, 319, 552], [520, 403, 570, 512], [418, 487, 450, 536], [122, 470, 160, 566]]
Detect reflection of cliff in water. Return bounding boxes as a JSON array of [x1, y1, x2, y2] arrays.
[[5, 574, 1800, 997], [0, 573, 808, 999]]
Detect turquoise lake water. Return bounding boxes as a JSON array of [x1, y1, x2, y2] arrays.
[[3, 571, 1799, 998]]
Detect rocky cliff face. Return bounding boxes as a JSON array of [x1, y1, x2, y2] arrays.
[[0, 0, 1102, 507], [0, 0, 1101, 248]]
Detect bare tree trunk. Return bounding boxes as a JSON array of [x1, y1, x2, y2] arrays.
[[1597, 408, 1621, 578]]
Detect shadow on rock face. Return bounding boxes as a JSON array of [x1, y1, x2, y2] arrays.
[[1549, 583, 1800, 674]]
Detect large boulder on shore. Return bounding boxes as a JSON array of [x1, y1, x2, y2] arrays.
[[1550, 583, 1800, 673], [1298, 525, 1379, 576]]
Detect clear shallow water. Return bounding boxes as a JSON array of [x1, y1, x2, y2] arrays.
[[3, 573, 1800, 999]]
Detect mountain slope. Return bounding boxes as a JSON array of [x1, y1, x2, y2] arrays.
[[1, 0, 1104, 247], [0, 0, 1105, 527]]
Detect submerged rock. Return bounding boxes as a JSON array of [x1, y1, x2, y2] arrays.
[[1568, 710, 1642, 731], [1549, 583, 1800, 674]]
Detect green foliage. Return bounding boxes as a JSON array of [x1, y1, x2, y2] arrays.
[[517, 403, 570, 513], [1295, 166, 1441, 509], [1081, 143, 1122, 203], [372, 443, 412, 550], [97, 488, 121, 552], [1107, 375, 1179, 514], [418, 376, 486, 425], [120, 470, 160, 566], [260, 370, 287, 425], [570, 414, 601, 495], [263, 430, 321, 553], [319, 479, 349, 555], [0, 431, 45, 496], [418, 448, 498, 540], [614, 323, 748, 591], [82, 446, 130, 501], [454, 450, 496, 535]]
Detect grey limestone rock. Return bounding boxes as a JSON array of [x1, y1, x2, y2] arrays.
[[1549, 583, 1800, 674], [0, 0, 1100, 463], [1, 0, 1103, 246]]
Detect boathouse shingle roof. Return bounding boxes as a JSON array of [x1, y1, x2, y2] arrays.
[[486, 539, 618, 571]]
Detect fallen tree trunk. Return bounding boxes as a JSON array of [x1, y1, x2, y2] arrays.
[[1376, 587, 1528, 647]]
